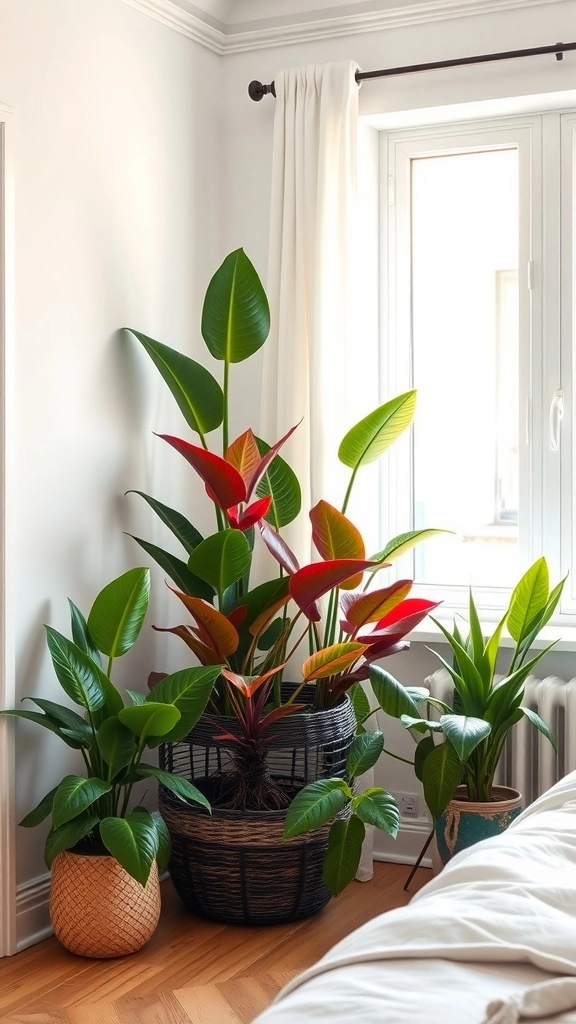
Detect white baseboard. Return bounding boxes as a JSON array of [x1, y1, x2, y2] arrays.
[[16, 873, 52, 952], [374, 818, 434, 869]]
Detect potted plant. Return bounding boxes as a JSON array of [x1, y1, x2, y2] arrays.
[[370, 556, 566, 865], [123, 248, 442, 920], [0, 567, 221, 956]]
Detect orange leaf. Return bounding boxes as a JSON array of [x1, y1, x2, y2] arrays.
[[248, 595, 291, 640], [226, 430, 261, 487], [152, 624, 221, 666], [221, 664, 285, 699], [310, 501, 365, 590], [302, 642, 368, 681], [341, 580, 413, 629], [167, 588, 239, 659]]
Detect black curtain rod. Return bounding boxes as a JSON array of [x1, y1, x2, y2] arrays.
[[248, 40, 576, 101]]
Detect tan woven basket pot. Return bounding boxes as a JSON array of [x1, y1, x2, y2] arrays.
[[50, 851, 161, 958]]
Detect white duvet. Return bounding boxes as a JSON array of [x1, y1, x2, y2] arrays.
[[254, 772, 576, 1024]]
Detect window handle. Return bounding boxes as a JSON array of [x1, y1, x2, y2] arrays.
[[549, 389, 564, 451]]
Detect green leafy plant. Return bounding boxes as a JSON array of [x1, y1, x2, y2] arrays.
[[370, 557, 566, 819], [124, 248, 443, 712], [0, 568, 221, 884], [283, 731, 400, 895]]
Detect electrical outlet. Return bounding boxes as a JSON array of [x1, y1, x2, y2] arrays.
[[396, 792, 420, 818]]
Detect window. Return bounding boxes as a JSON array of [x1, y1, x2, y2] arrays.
[[379, 111, 576, 622]]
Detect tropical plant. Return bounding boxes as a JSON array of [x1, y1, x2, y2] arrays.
[[123, 248, 442, 713], [283, 729, 400, 896], [369, 557, 566, 819], [0, 568, 221, 884]]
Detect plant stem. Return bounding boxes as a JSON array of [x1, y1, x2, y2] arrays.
[[384, 749, 416, 767], [222, 360, 230, 454], [341, 467, 359, 517]]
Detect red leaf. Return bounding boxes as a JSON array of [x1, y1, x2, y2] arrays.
[[364, 640, 411, 663], [147, 671, 168, 690], [259, 521, 301, 575], [260, 704, 305, 729], [227, 605, 248, 630], [357, 598, 441, 642], [228, 495, 272, 530], [245, 421, 301, 501], [289, 559, 378, 618], [165, 588, 239, 659], [157, 434, 246, 510]]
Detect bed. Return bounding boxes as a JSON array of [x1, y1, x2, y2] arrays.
[[253, 770, 576, 1024]]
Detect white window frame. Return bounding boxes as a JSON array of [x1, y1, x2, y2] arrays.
[[378, 110, 576, 625]]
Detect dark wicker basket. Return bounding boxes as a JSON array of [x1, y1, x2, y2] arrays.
[[158, 690, 356, 924], [159, 782, 345, 924]]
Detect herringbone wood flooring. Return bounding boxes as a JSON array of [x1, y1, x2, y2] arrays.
[[0, 862, 431, 1023]]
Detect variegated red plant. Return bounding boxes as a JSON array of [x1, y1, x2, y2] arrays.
[[126, 248, 444, 716]]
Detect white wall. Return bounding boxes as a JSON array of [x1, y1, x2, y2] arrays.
[[0, 0, 222, 947], [220, 0, 576, 858]]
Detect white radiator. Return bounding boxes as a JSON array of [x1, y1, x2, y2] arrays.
[[426, 669, 576, 808]]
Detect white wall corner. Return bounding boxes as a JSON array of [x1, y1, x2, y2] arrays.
[[16, 874, 52, 952]]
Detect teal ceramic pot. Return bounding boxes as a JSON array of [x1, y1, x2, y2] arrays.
[[434, 785, 522, 865]]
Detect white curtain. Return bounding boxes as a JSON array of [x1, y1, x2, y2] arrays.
[[261, 60, 375, 881]]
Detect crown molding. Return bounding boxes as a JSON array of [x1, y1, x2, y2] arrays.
[[119, 0, 227, 53], [119, 0, 573, 55]]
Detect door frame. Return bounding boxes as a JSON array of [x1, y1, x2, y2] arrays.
[[0, 104, 16, 957]]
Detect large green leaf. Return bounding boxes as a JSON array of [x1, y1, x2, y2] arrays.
[[346, 732, 384, 778], [29, 699, 93, 748], [44, 628, 107, 713], [125, 491, 204, 555], [439, 714, 491, 761], [369, 666, 422, 720], [414, 736, 435, 782], [201, 248, 270, 365], [135, 765, 211, 811], [352, 789, 400, 837], [338, 391, 417, 470], [128, 535, 215, 601], [188, 531, 251, 595], [126, 329, 223, 437], [52, 775, 112, 829], [0, 707, 85, 748], [20, 786, 58, 828], [369, 529, 447, 564], [349, 683, 372, 731], [521, 706, 556, 749], [68, 600, 102, 667], [97, 717, 137, 778], [87, 568, 150, 660], [118, 702, 181, 742], [146, 666, 221, 742], [45, 815, 99, 868], [151, 811, 172, 872], [283, 779, 350, 839], [255, 438, 301, 528], [100, 813, 158, 885], [323, 815, 366, 897], [422, 742, 463, 819], [506, 557, 549, 643]]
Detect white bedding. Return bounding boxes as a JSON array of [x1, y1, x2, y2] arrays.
[[254, 772, 576, 1024]]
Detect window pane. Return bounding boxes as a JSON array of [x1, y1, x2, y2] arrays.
[[411, 148, 520, 588]]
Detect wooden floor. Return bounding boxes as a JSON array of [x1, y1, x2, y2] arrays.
[[0, 862, 431, 1024]]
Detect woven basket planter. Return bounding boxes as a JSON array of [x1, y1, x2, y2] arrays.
[[50, 850, 161, 958], [159, 782, 344, 924], [159, 691, 355, 925]]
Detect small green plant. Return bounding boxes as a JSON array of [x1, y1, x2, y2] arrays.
[[370, 557, 566, 818], [283, 731, 400, 895], [0, 568, 221, 884]]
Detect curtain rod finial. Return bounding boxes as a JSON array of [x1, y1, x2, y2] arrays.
[[248, 80, 276, 101]]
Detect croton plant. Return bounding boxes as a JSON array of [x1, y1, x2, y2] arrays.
[[125, 248, 441, 721]]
